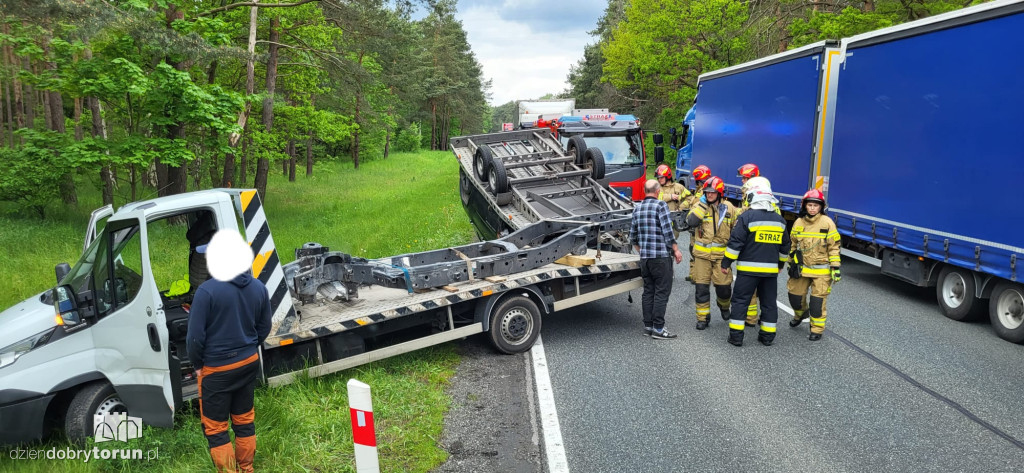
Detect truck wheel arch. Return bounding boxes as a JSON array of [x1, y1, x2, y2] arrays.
[[473, 285, 553, 333]]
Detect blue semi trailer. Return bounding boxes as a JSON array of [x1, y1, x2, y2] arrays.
[[681, 0, 1024, 343]]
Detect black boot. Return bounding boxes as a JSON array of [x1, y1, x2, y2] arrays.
[[720, 308, 730, 321], [808, 333, 823, 341], [758, 331, 775, 346], [728, 330, 743, 347], [788, 318, 803, 327], [696, 320, 709, 330]]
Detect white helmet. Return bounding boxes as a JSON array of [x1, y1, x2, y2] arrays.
[[743, 176, 772, 198]]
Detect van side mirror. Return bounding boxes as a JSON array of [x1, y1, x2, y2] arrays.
[[55, 263, 71, 284], [53, 285, 87, 330], [652, 133, 664, 145]]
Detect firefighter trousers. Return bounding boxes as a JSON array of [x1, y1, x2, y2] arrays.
[[729, 274, 779, 342], [199, 353, 260, 473], [787, 276, 832, 335], [691, 257, 731, 322]]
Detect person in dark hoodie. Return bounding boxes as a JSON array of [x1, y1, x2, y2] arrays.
[[187, 230, 271, 473]]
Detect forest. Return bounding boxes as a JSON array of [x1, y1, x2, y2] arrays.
[[0, 0, 979, 216], [0, 0, 488, 216]]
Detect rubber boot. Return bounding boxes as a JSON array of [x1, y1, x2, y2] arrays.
[[757, 330, 775, 346], [788, 293, 807, 327], [728, 329, 744, 347]]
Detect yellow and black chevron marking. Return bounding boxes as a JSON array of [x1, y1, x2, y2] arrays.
[[235, 190, 296, 335]]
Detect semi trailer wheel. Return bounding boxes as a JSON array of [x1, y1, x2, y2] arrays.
[[473, 146, 493, 182], [936, 266, 982, 321], [65, 381, 129, 443], [583, 147, 606, 180], [487, 158, 509, 196], [488, 296, 542, 354], [567, 136, 588, 166], [989, 282, 1024, 344]]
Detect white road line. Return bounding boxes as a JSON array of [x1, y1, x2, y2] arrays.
[[531, 335, 569, 473]]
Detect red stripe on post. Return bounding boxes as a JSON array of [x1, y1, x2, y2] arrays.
[[350, 408, 377, 447]]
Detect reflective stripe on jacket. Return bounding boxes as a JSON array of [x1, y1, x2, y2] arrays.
[[721, 208, 791, 276], [685, 199, 736, 261]]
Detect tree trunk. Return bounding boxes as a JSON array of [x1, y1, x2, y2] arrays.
[[430, 99, 437, 150], [286, 140, 296, 181], [240, 122, 250, 186], [44, 38, 77, 205], [383, 124, 391, 160], [88, 85, 114, 206], [863, 0, 875, 12], [73, 97, 83, 141], [306, 130, 313, 177], [255, 15, 280, 199], [3, 76, 12, 147], [22, 57, 34, 130]]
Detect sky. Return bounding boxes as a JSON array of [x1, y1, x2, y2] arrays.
[[453, 0, 606, 106]]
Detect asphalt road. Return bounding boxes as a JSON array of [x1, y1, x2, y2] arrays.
[[540, 248, 1024, 472]]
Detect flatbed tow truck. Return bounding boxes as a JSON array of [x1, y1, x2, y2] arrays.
[[0, 149, 660, 443]]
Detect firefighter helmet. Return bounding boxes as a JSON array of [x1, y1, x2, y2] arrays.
[[692, 165, 711, 182], [801, 188, 826, 214], [743, 176, 773, 198], [655, 164, 673, 180], [704, 176, 725, 195], [737, 163, 760, 179]]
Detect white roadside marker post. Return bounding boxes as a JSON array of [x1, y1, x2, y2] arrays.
[[348, 379, 380, 473]]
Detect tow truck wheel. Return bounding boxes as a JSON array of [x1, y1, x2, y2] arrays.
[[936, 266, 982, 322], [583, 147, 606, 180], [989, 282, 1024, 343], [567, 136, 588, 165], [488, 296, 542, 354], [65, 380, 128, 443], [473, 146, 493, 182], [487, 158, 509, 196]]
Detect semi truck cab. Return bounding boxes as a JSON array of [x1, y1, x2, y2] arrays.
[[0, 189, 285, 444]]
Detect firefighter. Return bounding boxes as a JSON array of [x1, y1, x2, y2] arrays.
[[720, 177, 791, 347], [655, 164, 691, 238], [684, 176, 736, 330], [735, 163, 763, 326], [786, 189, 841, 341], [682, 165, 712, 282]]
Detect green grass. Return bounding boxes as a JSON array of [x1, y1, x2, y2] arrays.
[[0, 151, 475, 472]]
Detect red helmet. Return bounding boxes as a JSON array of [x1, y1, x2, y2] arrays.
[[801, 188, 826, 213], [737, 163, 760, 179], [704, 176, 725, 195], [655, 164, 673, 180], [692, 165, 711, 182]]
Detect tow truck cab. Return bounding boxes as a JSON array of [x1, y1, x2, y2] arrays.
[[0, 189, 287, 445]]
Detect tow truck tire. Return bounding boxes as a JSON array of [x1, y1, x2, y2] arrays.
[[473, 146, 493, 182], [488, 158, 509, 196], [459, 168, 471, 205], [65, 380, 128, 443], [488, 296, 542, 354], [936, 266, 983, 322], [989, 282, 1024, 343], [567, 136, 588, 165], [583, 147, 606, 180]]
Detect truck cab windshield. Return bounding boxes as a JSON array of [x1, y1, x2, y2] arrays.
[[560, 132, 643, 166]]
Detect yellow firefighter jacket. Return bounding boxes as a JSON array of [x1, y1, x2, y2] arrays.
[[684, 199, 737, 261], [790, 213, 841, 277], [657, 181, 690, 212]]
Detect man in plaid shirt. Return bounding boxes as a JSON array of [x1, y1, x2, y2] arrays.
[[631, 179, 684, 339]]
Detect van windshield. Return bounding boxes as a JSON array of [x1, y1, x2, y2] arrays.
[[60, 222, 143, 315]]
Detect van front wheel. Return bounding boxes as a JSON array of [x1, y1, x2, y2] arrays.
[[65, 381, 128, 443]]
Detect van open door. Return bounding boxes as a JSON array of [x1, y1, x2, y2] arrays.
[[88, 215, 175, 428], [84, 204, 114, 252]]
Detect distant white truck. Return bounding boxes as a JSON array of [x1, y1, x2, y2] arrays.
[[514, 99, 575, 128]]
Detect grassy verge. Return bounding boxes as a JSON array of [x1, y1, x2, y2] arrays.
[[0, 151, 475, 472]]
